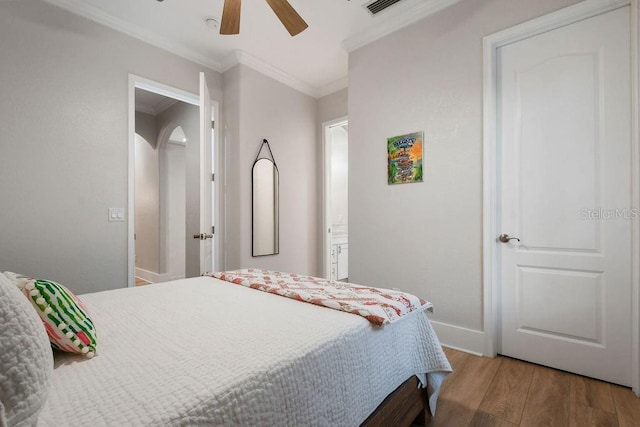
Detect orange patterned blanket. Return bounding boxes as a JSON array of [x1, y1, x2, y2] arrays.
[[207, 269, 432, 326]]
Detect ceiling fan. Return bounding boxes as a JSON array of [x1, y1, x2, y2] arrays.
[[220, 0, 308, 36]]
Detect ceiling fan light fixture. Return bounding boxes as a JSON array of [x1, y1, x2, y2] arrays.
[[265, 0, 308, 36], [219, 0, 307, 36], [220, 0, 241, 35]]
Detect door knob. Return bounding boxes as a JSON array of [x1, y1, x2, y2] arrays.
[[499, 234, 520, 243], [193, 233, 214, 240]]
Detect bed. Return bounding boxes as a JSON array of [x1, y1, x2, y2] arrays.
[[1, 273, 451, 426]]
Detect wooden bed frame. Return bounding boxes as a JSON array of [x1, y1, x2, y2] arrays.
[[361, 376, 432, 426]]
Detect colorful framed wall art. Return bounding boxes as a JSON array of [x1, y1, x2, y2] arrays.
[[387, 131, 424, 185]]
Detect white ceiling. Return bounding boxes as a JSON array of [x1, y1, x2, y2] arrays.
[[43, 0, 461, 98]]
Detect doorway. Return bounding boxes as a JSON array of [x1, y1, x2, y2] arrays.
[[323, 117, 349, 281], [483, 0, 639, 392], [134, 90, 193, 284], [128, 74, 220, 287]]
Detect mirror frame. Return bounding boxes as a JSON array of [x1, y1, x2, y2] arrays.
[[252, 140, 279, 257]]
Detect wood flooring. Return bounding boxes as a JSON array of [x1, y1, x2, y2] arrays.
[[134, 277, 151, 286], [428, 348, 640, 427]]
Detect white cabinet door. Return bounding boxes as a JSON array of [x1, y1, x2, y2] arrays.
[[499, 6, 631, 385], [337, 244, 348, 280]]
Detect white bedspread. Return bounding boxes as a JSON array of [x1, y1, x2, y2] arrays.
[[37, 276, 450, 426]]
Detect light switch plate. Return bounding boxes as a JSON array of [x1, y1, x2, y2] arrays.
[[108, 208, 125, 222]]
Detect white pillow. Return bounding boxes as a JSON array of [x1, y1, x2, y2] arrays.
[[0, 274, 53, 426]]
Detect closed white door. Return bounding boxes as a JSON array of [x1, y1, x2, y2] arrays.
[[499, 6, 632, 386]]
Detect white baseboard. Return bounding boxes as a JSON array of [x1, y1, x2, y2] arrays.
[[135, 268, 185, 284], [135, 267, 161, 283], [429, 320, 486, 356]]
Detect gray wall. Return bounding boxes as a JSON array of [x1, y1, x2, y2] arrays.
[[0, 0, 221, 294], [134, 112, 160, 274], [223, 65, 318, 275], [135, 111, 158, 149], [222, 67, 241, 271], [347, 0, 580, 342], [317, 89, 348, 124]]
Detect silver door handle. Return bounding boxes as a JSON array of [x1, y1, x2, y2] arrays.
[[499, 234, 520, 243]]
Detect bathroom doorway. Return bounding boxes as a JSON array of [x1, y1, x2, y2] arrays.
[[323, 117, 349, 281]]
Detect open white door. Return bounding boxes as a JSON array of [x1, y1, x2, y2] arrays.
[[199, 72, 213, 274]]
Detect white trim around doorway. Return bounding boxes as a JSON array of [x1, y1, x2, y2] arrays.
[[482, 0, 640, 395]]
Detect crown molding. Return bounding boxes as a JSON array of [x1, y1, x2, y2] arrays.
[[342, 0, 463, 53], [222, 50, 348, 98], [220, 50, 244, 73], [154, 98, 178, 115], [135, 98, 178, 116], [43, 0, 349, 99], [42, 0, 223, 72], [39, 0, 459, 100], [134, 105, 156, 116], [315, 76, 349, 98], [222, 50, 326, 98]]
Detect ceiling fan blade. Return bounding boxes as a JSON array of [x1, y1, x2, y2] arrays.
[[220, 0, 241, 35], [265, 0, 308, 36]]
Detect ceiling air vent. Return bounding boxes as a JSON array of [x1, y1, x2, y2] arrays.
[[364, 0, 404, 15]]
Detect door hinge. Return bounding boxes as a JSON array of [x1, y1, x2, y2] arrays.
[[211, 120, 215, 129], [212, 173, 215, 182], [211, 226, 215, 234]]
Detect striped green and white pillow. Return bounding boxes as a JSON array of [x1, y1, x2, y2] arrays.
[[23, 279, 97, 358]]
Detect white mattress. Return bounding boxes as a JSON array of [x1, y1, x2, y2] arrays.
[[37, 276, 451, 426]]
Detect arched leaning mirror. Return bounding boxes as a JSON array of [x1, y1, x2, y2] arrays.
[[252, 139, 279, 256]]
